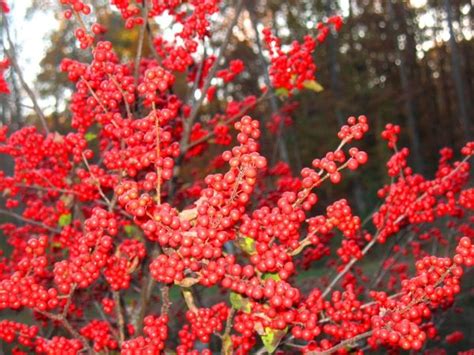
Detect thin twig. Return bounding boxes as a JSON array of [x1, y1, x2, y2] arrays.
[[82, 153, 113, 207], [0, 209, 61, 233], [307, 331, 373, 355], [134, 246, 160, 333], [145, 20, 161, 61], [180, 0, 244, 152], [108, 74, 133, 118], [152, 102, 162, 204], [134, 0, 149, 84], [15, 183, 78, 196], [38, 310, 93, 354], [160, 285, 171, 315], [113, 291, 125, 346], [82, 76, 109, 114], [185, 45, 207, 105], [61, 285, 76, 318], [184, 91, 270, 153], [220, 307, 235, 355]]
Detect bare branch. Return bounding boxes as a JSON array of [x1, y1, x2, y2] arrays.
[[134, 0, 150, 85], [0, 208, 61, 233], [179, 0, 244, 151], [113, 291, 125, 346], [307, 331, 373, 355], [38, 310, 93, 354]]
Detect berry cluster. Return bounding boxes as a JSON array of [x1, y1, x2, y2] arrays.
[[0, 58, 10, 94], [373, 145, 471, 243], [137, 67, 175, 103], [80, 320, 118, 352], [54, 207, 118, 293], [381, 123, 401, 149], [0, 321, 38, 347], [34, 336, 83, 354], [178, 303, 229, 351], [122, 315, 168, 354], [263, 16, 343, 93]]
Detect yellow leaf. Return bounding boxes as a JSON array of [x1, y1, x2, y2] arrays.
[[236, 236, 256, 255], [261, 327, 288, 353], [303, 80, 324, 93]]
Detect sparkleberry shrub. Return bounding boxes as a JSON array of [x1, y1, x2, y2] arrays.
[[0, 1, 473, 354]]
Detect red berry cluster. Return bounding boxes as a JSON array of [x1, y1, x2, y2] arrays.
[[232, 312, 257, 353], [104, 240, 144, 291], [101, 297, 115, 315], [108, 0, 143, 29], [0, 255, 59, 312], [454, 237, 474, 266], [217, 59, 245, 83], [381, 123, 401, 149], [373, 144, 471, 243], [263, 16, 343, 93], [178, 303, 228, 351], [0, 0, 9, 13], [337, 115, 370, 142], [34, 336, 83, 354], [122, 315, 168, 354], [461, 141, 474, 156], [149, 0, 220, 72], [80, 320, 118, 352], [0, 58, 10, 94], [61, 41, 136, 128], [385, 147, 409, 177], [101, 109, 179, 179], [54, 207, 118, 293], [458, 188, 474, 210], [0, 321, 38, 347], [153, 36, 196, 72], [367, 242, 467, 351], [137, 67, 175, 103]]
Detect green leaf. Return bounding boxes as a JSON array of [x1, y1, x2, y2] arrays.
[[85, 132, 97, 141], [124, 224, 136, 236], [230, 292, 243, 309], [261, 327, 288, 354], [303, 80, 324, 93], [275, 87, 289, 97], [229, 292, 251, 313], [236, 236, 256, 255], [263, 273, 281, 281], [51, 241, 62, 248], [222, 335, 233, 355], [58, 213, 72, 227]]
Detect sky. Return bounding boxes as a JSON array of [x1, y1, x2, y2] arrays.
[[9, 2, 58, 88]]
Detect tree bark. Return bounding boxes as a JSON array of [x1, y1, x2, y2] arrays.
[[386, 0, 424, 172], [444, 0, 472, 140]]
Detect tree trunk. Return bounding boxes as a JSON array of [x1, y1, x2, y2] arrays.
[[444, 0, 472, 140], [386, 0, 424, 172], [325, 0, 344, 126]]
